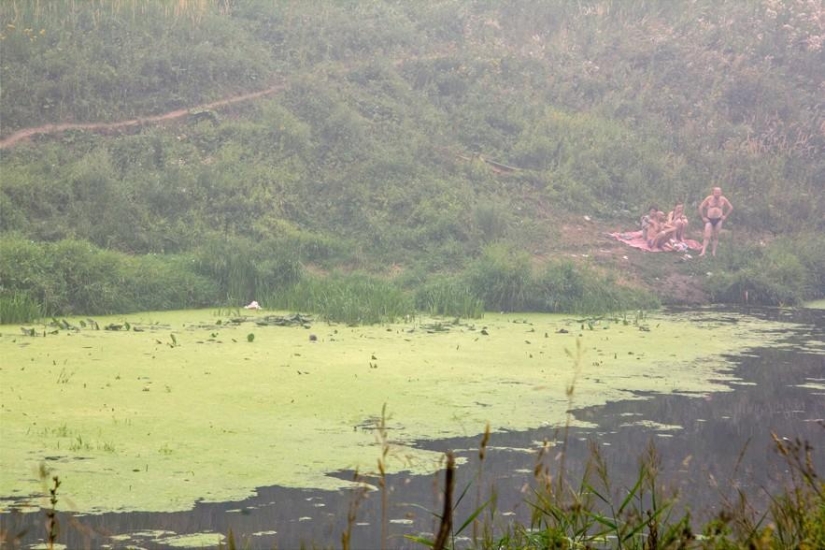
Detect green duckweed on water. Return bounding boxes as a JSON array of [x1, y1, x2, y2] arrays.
[[0, 309, 791, 514], [805, 299, 825, 309], [155, 532, 225, 548]]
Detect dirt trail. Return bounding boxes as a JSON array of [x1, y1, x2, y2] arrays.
[[0, 83, 286, 150], [0, 76, 710, 305]]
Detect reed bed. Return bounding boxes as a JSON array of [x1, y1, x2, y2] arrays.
[[0, 290, 42, 324], [265, 274, 415, 325]]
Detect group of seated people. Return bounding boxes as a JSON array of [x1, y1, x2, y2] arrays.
[[640, 202, 690, 251]]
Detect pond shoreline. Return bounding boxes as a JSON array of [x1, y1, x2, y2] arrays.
[[2, 307, 823, 549]]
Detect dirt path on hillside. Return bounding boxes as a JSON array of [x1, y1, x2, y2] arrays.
[[0, 77, 711, 305], [0, 83, 286, 150]]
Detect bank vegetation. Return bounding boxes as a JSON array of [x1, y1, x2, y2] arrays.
[[1, 0, 824, 322]]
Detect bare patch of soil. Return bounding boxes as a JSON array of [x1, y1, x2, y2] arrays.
[[526, 209, 711, 305]]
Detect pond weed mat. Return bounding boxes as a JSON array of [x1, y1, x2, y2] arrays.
[[0, 309, 789, 513]]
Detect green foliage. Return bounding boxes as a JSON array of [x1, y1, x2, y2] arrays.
[[191, 235, 306, 305], [781, 232, 825, 300], [462, 247, 658, 315], [472, 201, 511, 244], [531, 261, 660, 315], [122, 254, 218, 313], [703, 234, 825, 306], [414, 276, 484, 319], [454, 433, 825, 549], [0, 290, 42, 324], [0, 0, 273, 130], [1, 0, 823, 315], [0, 236, 216, 316], [266, 273, 415, 325], [466, 244, 533, 312]]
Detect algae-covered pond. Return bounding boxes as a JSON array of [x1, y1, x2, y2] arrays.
[[2, 307, 824, 548]]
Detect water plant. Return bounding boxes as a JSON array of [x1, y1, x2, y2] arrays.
[[414, 276, 484, 319], [266, 273, 416, 325], [2, 308, 820, 548], [0, 290, 42, 324]]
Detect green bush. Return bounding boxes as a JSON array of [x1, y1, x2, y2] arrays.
[[0, 236, 217, 315], [780, 232, 825, 301], [706, 242, 812, 306], [466, 244, 533, 312], [530, 261, 658, 314], [472, 201, 511, 244], [118, 254, 218, 312]]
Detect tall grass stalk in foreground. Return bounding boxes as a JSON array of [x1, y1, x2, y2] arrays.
[[433, 452, 456, 550], [765, 432, 825, 548], [376, 403, 391, 550], [558, 338, 585, 494], [473, 423, 492, 545], [341, 468, 370, 550], [699, 430, 825, 549], [525, 337, 603, 547], [40, 465, 61, 550]]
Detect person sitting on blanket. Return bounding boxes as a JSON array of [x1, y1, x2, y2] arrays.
[[640, 205, 658, 231], [667, 202, 689, 242], [647, 211, 679, 250], [644, 211, 660, 243], [642, 208, 665, 243]]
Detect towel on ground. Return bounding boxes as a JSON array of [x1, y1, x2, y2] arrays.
[[608, 230, 702, 252]]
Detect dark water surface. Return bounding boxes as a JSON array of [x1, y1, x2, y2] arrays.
[[2, 307, 823, 549]]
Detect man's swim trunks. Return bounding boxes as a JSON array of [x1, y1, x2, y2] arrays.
[[708, 217, 722, 227]]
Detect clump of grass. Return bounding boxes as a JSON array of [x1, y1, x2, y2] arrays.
[[529, 260, 659, 314], [699, 430, 825, 549], [267, 273, 415, 325], [415, 432, 823, 549], [414, 277, 485, 319], [466, 244, 533, 312], [766, 432, 825, 548], [0, 291, 42, 324]]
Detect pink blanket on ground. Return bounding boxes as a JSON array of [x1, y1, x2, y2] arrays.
[[608, 230, 702, 252]]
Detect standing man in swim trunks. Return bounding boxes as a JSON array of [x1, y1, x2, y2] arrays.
[[698, 186, 734, 257]]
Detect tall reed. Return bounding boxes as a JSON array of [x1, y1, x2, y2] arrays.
[[267, 274, 415, 325], [0, 291, 42, 324]]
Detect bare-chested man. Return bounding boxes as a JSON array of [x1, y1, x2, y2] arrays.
[[698, 187, 733, 257]]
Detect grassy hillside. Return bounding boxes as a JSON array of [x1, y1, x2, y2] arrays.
[[1, 0, 823, 320]]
